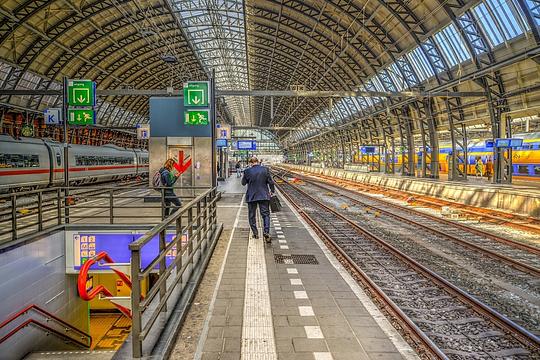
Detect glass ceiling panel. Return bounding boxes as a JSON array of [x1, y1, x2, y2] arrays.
[[171, 0, 251, 125]]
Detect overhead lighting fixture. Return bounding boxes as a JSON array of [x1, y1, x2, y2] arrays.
[[161, 54, 177, 63], [140, 29, 157, 37]]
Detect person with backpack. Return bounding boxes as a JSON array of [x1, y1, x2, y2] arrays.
[[241, 156, 275, 243], [235, 161, 242, 178], [153, 159, 182, 217]]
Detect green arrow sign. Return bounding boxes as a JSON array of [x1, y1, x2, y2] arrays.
[[183, 82, 209, 107], [185, 109, 209, 125], [67, 80, 95, 107], [68, 109, 95, 125]]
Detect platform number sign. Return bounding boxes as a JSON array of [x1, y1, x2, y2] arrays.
[[67, 80, 96, 107], [183, 82, 209, 107]]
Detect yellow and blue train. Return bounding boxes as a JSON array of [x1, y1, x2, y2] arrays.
[[354, 132, 540, 179]]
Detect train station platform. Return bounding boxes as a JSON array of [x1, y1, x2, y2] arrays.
[[281, 164, 540, 219], [170, 176, 416, 360]]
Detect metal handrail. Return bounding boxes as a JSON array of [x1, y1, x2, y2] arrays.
[[0, 304, 92, 348], [129, 187, 221, 358], [0, 185, 211, 244]]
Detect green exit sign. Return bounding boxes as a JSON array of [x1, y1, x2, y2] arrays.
[[183, 81, 209, 107], [185, 110, 209, 125], [67, 79, 95, 107], [68, 109, 95, 125]]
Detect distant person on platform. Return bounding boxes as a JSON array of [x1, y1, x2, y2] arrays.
[[242, 156, 275, 243], [475, 157, 484, 178], [235, 161, 242, 178], [485, 157, 494, 181], [160, 159, 182, 217]]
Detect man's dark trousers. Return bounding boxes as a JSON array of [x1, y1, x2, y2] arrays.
[[248, 200, 270, 235]]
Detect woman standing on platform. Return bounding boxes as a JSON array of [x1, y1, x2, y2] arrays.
[[475, 157, 484, 179]]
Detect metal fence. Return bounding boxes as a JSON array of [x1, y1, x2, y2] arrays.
[[129, 187, 221, 358], [0, 185, 211, 245]]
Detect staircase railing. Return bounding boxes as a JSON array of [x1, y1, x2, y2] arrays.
[[77, 251, 133, 318], [0, 304, 91, 349]]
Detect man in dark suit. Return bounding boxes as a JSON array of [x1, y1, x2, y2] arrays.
[[241, 156, 275, 243]]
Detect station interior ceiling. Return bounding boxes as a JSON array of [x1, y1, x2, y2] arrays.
[[0, 0, 539, 153]]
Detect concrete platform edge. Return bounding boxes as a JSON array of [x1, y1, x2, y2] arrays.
[[277, 188, 419, 360]]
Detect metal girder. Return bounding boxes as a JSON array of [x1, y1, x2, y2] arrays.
[[446, 97, 468, 181], [414, 97, 439, 178], [397, 105, 415, 177], [515, 0, 540, 57], [441, 0, 510, 183]]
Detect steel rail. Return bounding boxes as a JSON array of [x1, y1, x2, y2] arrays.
[[277, 183, 447, 359], [306, 173, 540, 255], [293, 173, 540, 276], [276, 175, 540, 355]]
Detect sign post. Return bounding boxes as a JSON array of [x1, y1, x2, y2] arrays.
[[44, 108, 62, 125], [183, 82, 209, 107]]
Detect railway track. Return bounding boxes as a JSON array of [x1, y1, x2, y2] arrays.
[[283, 171, 540, 277], [276, 175, 540, 359], [300, 169, 540, 234]]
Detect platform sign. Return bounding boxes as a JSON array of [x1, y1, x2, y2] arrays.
[[216, 139, 228, 147], [44, 108, 62, 125], [495, 138, 523, 148], [237, 140, 256, 150], [183, 81, 209, 107], [67, 79, 96, 107], [216, 124, 231, 139], [485, 140, 494, 148], [136, 124, 150, 139], [185, 109, 209, 125], [67, 109, 95, 125]]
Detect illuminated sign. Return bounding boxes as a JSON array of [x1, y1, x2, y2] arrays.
[[237, 140, 256, 150], [69, 232, 188, 273], [495, 138, 523, 148], [216, 139, 228, 147]]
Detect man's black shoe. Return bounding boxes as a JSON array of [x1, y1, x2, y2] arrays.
[[263, 233, 271, 243], [253, 233, 259, 239]]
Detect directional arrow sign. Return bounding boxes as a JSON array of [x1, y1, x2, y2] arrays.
[[68, 109, 95, 125], [67, 79, 95, 107], [173, 150, 192, 175], [183, 81, 209, 107], [184, 109, 209, 125]]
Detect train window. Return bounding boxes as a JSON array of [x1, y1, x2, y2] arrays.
[[0, 154, 40, 168], [535, 166, 540, 175], [517, 165, 529, 174], [75, 155, 134, 166]]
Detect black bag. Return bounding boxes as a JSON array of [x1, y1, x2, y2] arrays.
[[270, 195, 282, 212]]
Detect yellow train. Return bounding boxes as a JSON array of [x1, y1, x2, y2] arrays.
[[353, 133, 540, 179]]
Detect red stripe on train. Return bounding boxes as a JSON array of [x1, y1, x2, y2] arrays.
[[0, 165, 148, 176]]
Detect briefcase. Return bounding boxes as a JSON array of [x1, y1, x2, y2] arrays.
[[270, 195, 282, 212]]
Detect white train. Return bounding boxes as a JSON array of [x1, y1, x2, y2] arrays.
[[0, 135, 148, 191]]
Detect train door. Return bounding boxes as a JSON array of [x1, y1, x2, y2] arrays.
[[50, 144, 64, 185]]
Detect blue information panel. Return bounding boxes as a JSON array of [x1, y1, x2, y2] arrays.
[[237, 140, 256, 150], [216, 139, 228, 147], [485, 140, 494, 148], [70, 232, 187, 272], [363, 146, 376, 154], [495, 138, 523, 148]]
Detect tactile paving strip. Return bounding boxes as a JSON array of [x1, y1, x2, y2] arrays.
[[241, 224, 277, 359], [274, 254, 319, 265]]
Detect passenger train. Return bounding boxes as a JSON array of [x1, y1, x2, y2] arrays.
[[0, 135, 149, 191], [354, 132, 540, 179]]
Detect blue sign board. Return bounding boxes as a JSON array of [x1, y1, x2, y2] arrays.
[[363, 146, 376, 154], [485, 140, 494, 148], [71, 232, 187, 272], [495, 138, 523, 148], [216, 139, 228, 147], [237, 140, 256, 150]]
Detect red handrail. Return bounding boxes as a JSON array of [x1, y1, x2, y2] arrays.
[[0, 304, 91, 348], [77, 251, 133, 318]]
